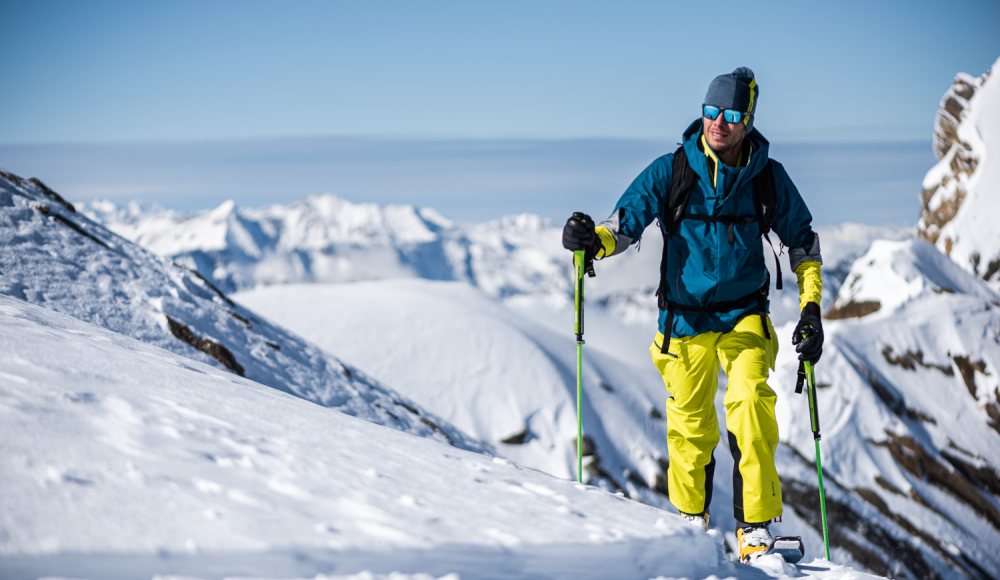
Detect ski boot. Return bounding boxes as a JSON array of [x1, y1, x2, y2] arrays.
[[736, 522, 772, 563], [680, 511, 709, 531]]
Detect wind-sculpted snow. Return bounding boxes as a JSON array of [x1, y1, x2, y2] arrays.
[[771, 239, 1000, 579], [0, 295, 885, 580], [0, 171, 485, 453]]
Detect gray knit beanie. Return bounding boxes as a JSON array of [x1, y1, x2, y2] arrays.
[[704, 67, 758, 133]]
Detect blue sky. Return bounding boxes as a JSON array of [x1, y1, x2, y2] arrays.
[[2, 0, 998, 144], [0, 1, 996, 224]]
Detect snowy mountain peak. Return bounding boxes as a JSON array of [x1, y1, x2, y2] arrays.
[[827, 238, 998, 320]]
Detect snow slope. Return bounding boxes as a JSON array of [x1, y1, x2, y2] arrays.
[[0, 293, 881, 580], [236, 279, 673, 500], [0, 169, 483, 452]]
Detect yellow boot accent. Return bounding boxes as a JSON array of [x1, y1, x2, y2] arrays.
[[737, 525, 773, 563]]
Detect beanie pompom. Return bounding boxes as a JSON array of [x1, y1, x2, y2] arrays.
[[731, 67, 755, 84]]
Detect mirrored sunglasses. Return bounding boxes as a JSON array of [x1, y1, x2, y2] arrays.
[[703, 105, 747, 124]]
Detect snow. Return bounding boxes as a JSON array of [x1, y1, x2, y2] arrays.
[[0, 291, 875, 580], [0, 295, 722, 579], [235, 279, 672, 492], [829, 238, 997, 316]]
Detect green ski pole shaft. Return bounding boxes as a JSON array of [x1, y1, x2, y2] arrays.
[[573, 249, 585, 483], [804, 360, 831, 561]]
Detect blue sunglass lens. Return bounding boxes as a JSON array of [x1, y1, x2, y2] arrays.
[[703, 105, 721, 120], [722, 109, 744, 123]]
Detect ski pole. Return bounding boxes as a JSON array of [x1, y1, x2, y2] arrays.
[[574, 249, 585, 483], [796, 357, 831, 561], [572, 214, 596, 483]]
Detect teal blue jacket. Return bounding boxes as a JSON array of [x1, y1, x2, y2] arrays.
[[597, 120, 819, 338]]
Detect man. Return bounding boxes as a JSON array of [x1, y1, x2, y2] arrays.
[[562, 67, 823, 563]]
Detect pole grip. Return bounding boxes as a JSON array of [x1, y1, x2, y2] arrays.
[[574, 250, 585, 340], [805, 360, 820, 439]]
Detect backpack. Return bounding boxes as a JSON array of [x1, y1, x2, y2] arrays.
[[654, 145, 781, 354]]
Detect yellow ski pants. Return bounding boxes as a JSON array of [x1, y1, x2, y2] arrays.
[[650, 314, 782, 523]]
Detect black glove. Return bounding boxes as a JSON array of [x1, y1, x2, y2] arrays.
[[562, 212, 602, 261], [791, 302, 824, 364]]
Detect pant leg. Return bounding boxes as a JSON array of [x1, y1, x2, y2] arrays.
[[650, 330, 721, 515], [717, 314, 781, 523]]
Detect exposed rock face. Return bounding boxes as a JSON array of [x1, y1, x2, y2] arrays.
[[933, 74, 982, 160], [917, 70, 989, 247]]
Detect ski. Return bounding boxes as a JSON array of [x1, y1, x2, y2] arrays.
[[766, 536, 804, 563]]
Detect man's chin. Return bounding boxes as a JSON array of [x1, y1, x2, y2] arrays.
[[707, 138, 734, 152]]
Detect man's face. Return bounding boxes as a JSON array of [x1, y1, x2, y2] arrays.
[[702, 109, 746, 156]]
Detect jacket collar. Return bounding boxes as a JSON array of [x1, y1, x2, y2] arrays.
[[680, 118, 770, 189]]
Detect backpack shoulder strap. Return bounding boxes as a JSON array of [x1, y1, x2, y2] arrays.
[[663, 145, 696, 235], [656, 145, 698, 351], [751, 159, 782, 290], [751, 159, 776, 234]]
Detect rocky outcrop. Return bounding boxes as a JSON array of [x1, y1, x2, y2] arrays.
[[917, 69, 989, 247]]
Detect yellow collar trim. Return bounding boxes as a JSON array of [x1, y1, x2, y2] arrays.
[[700, 134, 719, 189], [700, 134, 754, 190]]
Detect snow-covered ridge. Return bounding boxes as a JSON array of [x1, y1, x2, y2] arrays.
[[0, 169, 484, 452], [917, 56, 1000, 290]]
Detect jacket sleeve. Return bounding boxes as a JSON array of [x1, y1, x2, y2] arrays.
[[769, 160, 823, 308], [594, 154, 672, 258]]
